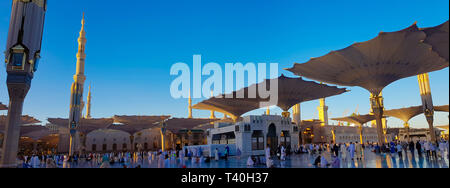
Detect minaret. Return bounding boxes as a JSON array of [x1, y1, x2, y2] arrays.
[[317, 98, 328, 126], [68, 14, 87, 156], [292, 104, 301, 125], [209, 90, 216, 119], [85, 84, 92, 119], [417, 73, 436, 142], [188, 89, 193, 119]]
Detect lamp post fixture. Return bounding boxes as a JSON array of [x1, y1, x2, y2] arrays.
[[1, 0, 47, 168]]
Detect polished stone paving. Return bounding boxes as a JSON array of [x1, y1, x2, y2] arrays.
[[50, 149, 449, 168]]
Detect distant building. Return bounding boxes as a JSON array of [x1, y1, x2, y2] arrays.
[[207, 115, 299, 156], [300, 120, 393, 144], [397, 128, 443, 142]]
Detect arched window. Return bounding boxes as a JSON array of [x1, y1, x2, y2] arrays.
[[280, 131, 291, 147], [122, 143, 127, 151]]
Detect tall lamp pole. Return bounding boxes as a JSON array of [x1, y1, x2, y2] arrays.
[[1, 0, 47, 168]]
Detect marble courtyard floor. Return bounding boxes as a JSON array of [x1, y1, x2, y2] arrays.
[[54, 149, 449, 168]]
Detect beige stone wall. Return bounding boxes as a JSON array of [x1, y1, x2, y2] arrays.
[[85, 129, 162, 152]]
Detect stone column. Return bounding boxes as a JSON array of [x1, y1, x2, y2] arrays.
[[404, 122, 411, 142], [0, 83, 30, 168], [417, 73, 436, 143], [425, 113, 436, 143], [358, 125, 363, 144], [160, 132, 166, 152]]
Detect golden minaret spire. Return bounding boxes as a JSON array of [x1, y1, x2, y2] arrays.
[[68, 13, 88, 156], [75, 13, 87, 83], [317, 98, 328, 126], [188, 89, 193, 119], [209, 90, 216, 119], [317, 83, 329, 126], [292, 104, 301, 125], [85, 84, 92, 119]]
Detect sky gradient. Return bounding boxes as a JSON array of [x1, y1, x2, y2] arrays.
[[0, 0, 448, 128]]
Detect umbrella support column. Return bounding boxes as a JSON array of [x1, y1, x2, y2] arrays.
[[425, 114, 437, 143], [0, 86, 28, 168], [404, 122, 411, 142], [371, 94, 386, 145], [359, 125, 363, 144]]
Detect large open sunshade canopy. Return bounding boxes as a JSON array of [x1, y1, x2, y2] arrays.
[[384, 106, 424, 123], [193, 75, 347, 120], [286, 22, 449, 144], [435, 105, 449, 112], [436, 125, 449, 131], [47, 118, 115, 135], [332, 114, 377, 143], [0, 115, 41, 130], [421, 21, 449, 61], [161, 118, 219, 133], [332, 114, 377, 126], [108, 115, 170, 135], [286, 23, 449, 95], [300, 120, 323, 127], [0, 103, 7, 111], [20, 126, 52, 141]]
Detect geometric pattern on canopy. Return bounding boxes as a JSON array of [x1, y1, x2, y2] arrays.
[[47, 118, 115, 135], [435, 105, 449, 112], [421, 20, 449, 61], [332, 114, 378, 126], [108, 115, 170, 135], [162, 118, 220, 133], [193, 75, 347, 120], [384, 106, 424, 122], [286, 23, 449, 95]]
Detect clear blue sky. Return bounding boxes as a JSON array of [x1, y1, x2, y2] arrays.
[[0, 0, 448, 128]]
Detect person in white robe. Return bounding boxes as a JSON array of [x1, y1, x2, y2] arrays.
[[214, 148, 219, 161], [438, 141, 445, 159], [265, 145, 272, 168], [31, 155, 40, 168], [158, 152, 165, 168], [320, 154, 328, 168], [340, 144, 347, 160], [280, 146, 286, 161], [247, 156, 254, 167], [348, 142, 355, 160]]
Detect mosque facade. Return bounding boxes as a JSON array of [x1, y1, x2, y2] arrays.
[[207, 115, 299, 156]]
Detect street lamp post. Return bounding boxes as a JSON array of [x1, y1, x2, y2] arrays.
[[1, 0, 47, 168]]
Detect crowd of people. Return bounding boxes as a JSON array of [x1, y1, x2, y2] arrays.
[[16, 145, 236, 168], [289, 139, 449, 168], [15, 139, 448, 168]]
